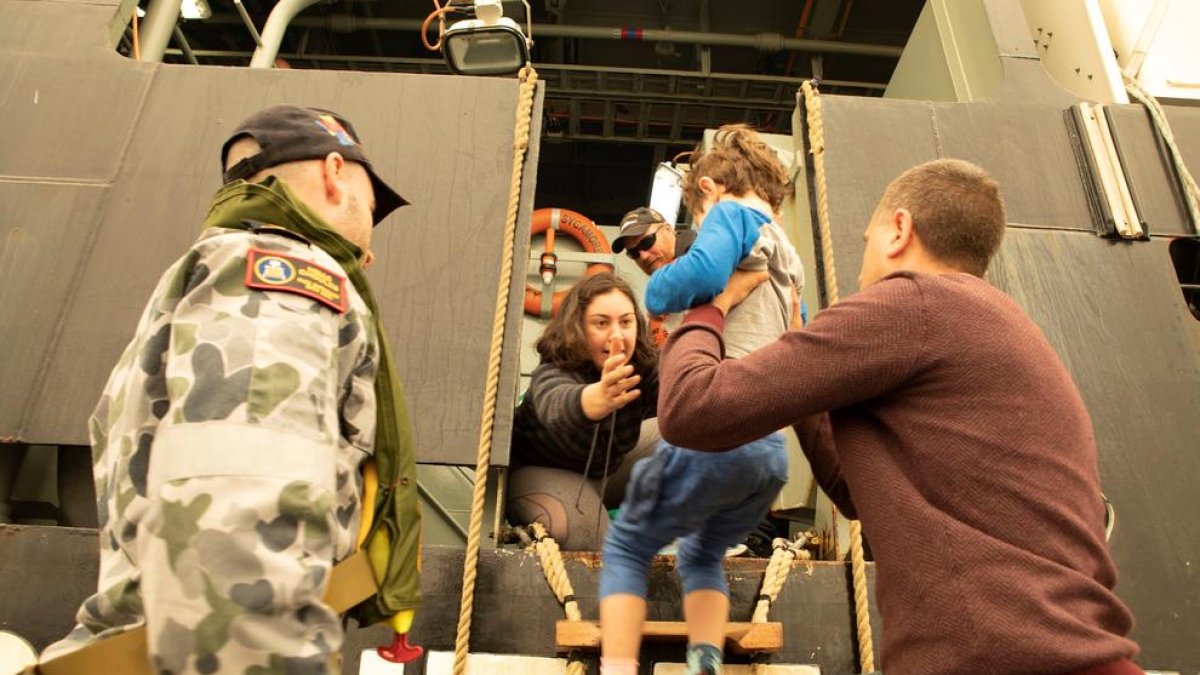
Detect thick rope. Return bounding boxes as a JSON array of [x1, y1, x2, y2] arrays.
[[846, 520, 874, 671], [1125, 78, 1200, 234], [748, 535, 815, 675], [526, 523, 587, 675], [801, 80, 839, 306], [750, 536, 813, 624], [451, 64, 539, 675], [801, 79, 875, 674]]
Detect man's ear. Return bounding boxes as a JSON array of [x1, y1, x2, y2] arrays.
[[885, 208, 916, 259], [321, 152, 348, 204]]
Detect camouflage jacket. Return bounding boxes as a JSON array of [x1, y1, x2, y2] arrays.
[[41, 225, 379, 674]]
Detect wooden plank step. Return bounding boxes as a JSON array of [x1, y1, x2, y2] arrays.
[[363, 650, 571, 674], [654, 665, 819, 674], [556, 620, 783, 655]]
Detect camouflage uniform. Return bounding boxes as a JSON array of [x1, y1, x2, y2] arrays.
[[42, 225, 379, 674]]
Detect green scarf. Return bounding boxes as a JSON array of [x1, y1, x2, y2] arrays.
[[203, 177, 422, 621]]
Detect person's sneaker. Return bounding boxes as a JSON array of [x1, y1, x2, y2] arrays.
[[724, 543, 748, 557], [685, 642, 723, 675], [656, 540, 746, 557]]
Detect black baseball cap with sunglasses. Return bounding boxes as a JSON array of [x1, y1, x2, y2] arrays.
[[612, 206, 667, 258]]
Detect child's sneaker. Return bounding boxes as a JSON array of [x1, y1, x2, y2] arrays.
[[685, 642, 723, 675]]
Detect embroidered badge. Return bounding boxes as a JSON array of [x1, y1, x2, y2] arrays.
[[314, 114, 357, 147], [245, 248, 348, 314]]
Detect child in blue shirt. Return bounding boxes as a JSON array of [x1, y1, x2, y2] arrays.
[[599, 124, 805, 675]]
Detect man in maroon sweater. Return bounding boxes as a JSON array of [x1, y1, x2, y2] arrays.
[[658, 159, 1140, 674]]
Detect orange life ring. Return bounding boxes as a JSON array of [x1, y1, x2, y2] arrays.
[[524, 208, 613, 317], [649, 315, 668, 348]]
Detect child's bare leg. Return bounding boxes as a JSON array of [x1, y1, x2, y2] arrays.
[[676, 535, 731, 674], [600, 593, 647, 674], [683, 589, 728, 647]]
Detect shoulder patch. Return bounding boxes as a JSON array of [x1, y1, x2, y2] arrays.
[[245, 248, 348, 314]]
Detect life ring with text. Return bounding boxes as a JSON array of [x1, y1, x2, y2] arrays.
[[524, 208, 613, 317]]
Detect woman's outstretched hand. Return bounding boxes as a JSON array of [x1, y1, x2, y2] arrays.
[[581, 335, 642, 420]]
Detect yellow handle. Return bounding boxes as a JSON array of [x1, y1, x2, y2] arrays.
[[388, 609, 415, 634], [355, 460, 379, 549], [354, 459, 416, 634]]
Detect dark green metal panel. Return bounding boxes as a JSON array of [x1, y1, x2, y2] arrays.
[[0, 185, 109, 435], [934, 101, 1094, 230], [803, 95, 941, 299], [0, 0, 542, 466], [1106, 105, 1199, 237]]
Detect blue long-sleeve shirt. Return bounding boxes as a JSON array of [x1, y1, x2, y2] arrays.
[[644, 201, 768, 315], [646, 200, 804, 359]]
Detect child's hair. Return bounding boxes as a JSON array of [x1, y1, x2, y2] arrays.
[[682, 123, 795, 214], [535, 272, 658, 374]]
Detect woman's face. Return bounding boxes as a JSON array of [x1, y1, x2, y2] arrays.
[[583, 289, 638, 370]]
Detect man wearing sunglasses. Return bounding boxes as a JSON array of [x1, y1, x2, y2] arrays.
[[612, 206, 697, 275]]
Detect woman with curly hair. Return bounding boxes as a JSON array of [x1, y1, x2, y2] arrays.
[[507, 272, 660, 550]]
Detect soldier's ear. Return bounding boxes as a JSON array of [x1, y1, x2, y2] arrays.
[[321, 152, 349, 205]]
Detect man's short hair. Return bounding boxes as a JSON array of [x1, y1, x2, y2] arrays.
[[880, 159, 1006, 277]]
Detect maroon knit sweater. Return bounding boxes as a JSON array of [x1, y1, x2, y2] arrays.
[[659, 271, 1138, 675]]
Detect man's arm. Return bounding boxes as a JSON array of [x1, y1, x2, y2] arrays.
[[658, 275, 927, 451], [644, 202, 765, 315], [793, 413, 857, 519], [141, 233, 351, 672]]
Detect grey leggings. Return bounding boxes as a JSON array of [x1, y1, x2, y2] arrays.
[[506, 418, 660, 551]]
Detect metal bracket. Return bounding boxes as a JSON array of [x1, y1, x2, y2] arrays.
[[1071, 102, 1147, 239]]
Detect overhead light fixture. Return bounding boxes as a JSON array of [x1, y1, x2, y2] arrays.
[[441, 0, 532, 76], [180, 0, 211, 20]]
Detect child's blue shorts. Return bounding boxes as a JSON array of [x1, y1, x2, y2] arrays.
[[599, 432, 788, 599]]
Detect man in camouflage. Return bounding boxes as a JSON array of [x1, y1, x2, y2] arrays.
[[40, 105, 421, 674]]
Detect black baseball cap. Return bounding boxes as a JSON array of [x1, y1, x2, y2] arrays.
[[220, 105, 408, 225], [611, 206, 667, 253]]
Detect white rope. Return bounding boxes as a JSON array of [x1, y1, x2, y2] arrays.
[[1125, 77, 1200, 234]]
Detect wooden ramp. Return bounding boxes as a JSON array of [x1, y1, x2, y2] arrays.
[[371, 651, 820, 675], [557, 620, 784, 655], [369, 650, 570, 674], [654, 666, 818, 675]]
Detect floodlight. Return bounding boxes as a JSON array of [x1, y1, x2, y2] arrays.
[[181, 0, 211, 20], [442, 0, 532, 76]]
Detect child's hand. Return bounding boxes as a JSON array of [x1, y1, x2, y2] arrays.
[[789, 285, 804, 331], [713, 270, 769, 316]]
